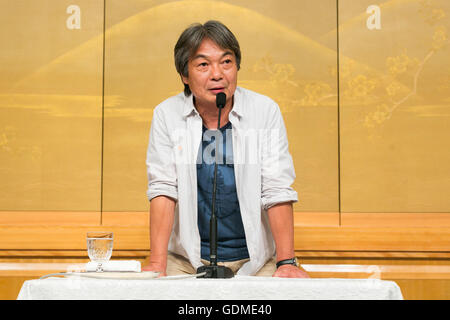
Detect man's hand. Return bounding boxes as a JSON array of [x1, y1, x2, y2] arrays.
[[142, 253, 167, 277], [142, 262, 167, 277], [272, 265, 309, 278]]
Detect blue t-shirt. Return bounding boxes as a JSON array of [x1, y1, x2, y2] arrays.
[[197, 121, 249, 262]]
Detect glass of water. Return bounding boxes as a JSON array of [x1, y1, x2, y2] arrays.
[[86, 232, 113, 272]]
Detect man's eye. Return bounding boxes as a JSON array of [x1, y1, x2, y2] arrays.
[[223, 59, 232, 64], [198, 62, 208, 67]]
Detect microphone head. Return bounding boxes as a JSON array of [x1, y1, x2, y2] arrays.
[[216, 92, 226, 109]]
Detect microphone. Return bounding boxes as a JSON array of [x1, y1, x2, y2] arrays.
[[196, 92, 234, 279], [216, 92, 226, 109]]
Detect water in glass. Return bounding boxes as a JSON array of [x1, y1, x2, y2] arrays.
[[87, 232, 113, 272]]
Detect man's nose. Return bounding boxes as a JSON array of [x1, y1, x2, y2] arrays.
[[210, 64, 223, 80]]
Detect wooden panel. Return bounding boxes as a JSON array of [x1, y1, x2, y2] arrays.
[[0, 250, 149, 258], [101, 211, 450, 232], [341, 213, 450, 227], [0, 277, 31, 300], [5, 211, 448, 229], [295, 251, 450, 259], [1, 212, 449, 252], [100, 211, 339, 227], [301, 264, 450, 280], [1, 225, 448, 252], [294, 227, 450, 252], [394, 280, 450, 300], [0, 212, 100, 225], [101, 212, 149, 226], [294, 212, 339, 226], [0, 226, 149, 250], [1, 250, 449, 259]]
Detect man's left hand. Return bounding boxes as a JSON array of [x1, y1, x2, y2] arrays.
[[272, 265, 309, 278]]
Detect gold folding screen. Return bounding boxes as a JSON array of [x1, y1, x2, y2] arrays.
[[103, 0, 339, 212], [1, 0, 449, 217], [0, 0, 104, 211], [339, 0, 450, 213]]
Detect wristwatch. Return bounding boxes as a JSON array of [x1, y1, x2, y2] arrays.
[[276, 257, 298, 269]]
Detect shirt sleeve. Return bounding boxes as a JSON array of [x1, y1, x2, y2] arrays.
[[260, 101, 298, 210], [146, 106, 178, 202]]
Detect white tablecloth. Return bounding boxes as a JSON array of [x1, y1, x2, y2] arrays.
[[17, 275, 403, 300]]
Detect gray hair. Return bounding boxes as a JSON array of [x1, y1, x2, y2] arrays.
[[174, 20, 241, 96]]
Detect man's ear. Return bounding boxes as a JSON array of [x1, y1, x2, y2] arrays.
[[181, 74, 188, 85]]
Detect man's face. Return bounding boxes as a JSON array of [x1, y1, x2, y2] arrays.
[[182, 38, 238, 108]]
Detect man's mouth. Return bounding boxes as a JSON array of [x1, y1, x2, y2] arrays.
[[209, 87, 225, 93]]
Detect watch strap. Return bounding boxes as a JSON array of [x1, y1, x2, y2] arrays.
[[276, 257, 298, 269]]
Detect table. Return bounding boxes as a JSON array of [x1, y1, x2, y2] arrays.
[[17, 275, 403, 300]]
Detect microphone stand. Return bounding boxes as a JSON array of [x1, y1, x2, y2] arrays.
[[196, 93, 234, 279]]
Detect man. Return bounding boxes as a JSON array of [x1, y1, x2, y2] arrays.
[[143, 20, 308, 278]]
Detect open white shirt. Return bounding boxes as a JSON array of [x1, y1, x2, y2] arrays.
[[146, 87, 298, 275]]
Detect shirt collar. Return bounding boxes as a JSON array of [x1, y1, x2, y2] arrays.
[[230, 86, 243, 118], [182, 86, 244, 119], [182, 93, 198, 118]]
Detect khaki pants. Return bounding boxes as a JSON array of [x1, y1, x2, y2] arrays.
[[166, 252, 277, 277]]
